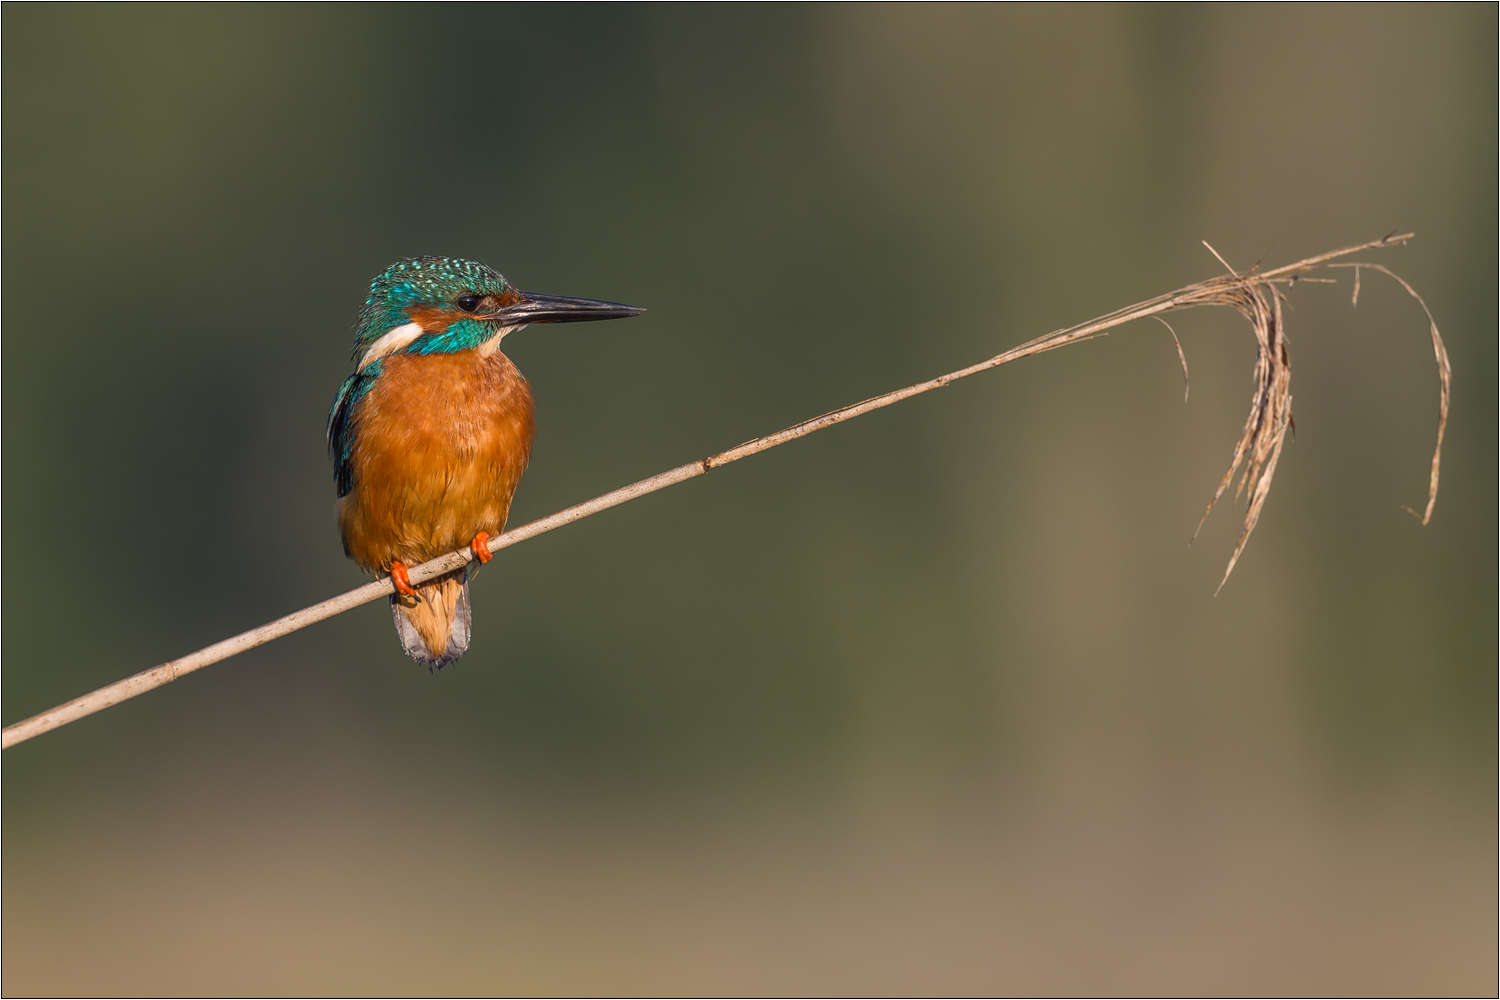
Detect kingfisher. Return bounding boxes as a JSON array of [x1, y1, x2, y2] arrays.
[[328, 257, 642, 668]]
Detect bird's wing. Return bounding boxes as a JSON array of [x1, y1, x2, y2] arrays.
[[327, 366, 379, 498]]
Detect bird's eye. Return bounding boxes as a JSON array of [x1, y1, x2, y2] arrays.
[[455, 294, 482, 313]]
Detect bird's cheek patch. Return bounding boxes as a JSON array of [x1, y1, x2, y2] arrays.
[[405, 304, 460, 332]]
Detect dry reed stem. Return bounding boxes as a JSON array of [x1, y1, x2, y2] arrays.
[[1, 233, 1448, 750], [1156, 317, 1190, 402]]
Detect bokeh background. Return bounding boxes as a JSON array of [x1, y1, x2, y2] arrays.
[[4, 6, 1494, 994]]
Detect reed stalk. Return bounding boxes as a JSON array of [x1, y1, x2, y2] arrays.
[[0, 233, 1448, 750]]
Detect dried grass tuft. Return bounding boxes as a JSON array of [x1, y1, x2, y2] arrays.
[[1159, 236, 1450, 590], [913, 231, 1446, 592]]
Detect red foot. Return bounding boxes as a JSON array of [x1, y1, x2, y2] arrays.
[[389, 561, 419, 599], [471, 531, 493, 564]]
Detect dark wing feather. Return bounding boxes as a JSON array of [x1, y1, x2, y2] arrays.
[[327, 365, 380, 498]]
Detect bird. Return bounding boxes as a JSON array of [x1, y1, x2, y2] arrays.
[[328, 257, 642, 668]]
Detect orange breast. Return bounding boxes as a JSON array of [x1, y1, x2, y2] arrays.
[[337, 349, 536, 572]]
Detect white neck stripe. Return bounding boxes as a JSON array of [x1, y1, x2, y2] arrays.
[[358, 322, 425, 370]]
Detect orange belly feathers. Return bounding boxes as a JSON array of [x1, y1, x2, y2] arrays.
[[337, 349, 535, 663]]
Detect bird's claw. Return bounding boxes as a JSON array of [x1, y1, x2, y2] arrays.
[[470, 531, 493, 565], [389, 561, 420, 600]]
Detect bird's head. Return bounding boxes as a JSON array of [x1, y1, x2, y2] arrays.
[[351, 256, 642, 369]]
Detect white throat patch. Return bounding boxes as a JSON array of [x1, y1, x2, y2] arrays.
[[477, 324, 527, 358]]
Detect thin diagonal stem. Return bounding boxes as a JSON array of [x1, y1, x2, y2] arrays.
[[1, 232, 1440, 750]]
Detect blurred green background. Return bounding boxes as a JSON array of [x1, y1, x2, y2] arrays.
[[3, 5, 1494, 994]]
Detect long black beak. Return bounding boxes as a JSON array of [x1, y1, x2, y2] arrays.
[[495, 291, 644, 325]]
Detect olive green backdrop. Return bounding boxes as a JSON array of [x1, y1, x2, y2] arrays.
[[4, 5, 1495, 994]]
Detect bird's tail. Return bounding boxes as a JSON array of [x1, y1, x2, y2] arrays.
[[390, 567, 472, 669]]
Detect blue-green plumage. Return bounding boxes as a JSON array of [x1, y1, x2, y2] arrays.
[[352, 257, 518, 359], [327, 363, 381, 500]]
